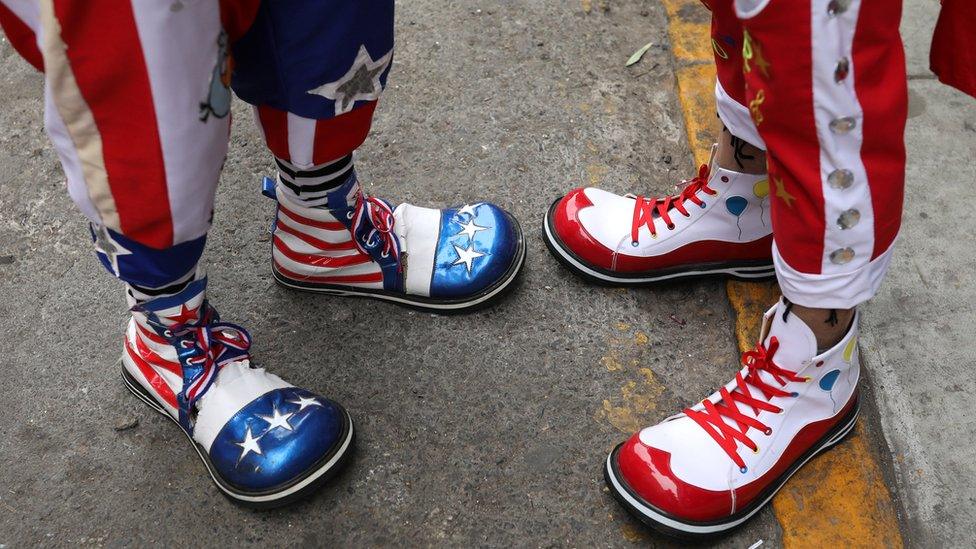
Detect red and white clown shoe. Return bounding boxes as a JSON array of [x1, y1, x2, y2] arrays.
[[543, 155, 774, 284], [121, 278, 354, 508], [605, 298, 860, 537]]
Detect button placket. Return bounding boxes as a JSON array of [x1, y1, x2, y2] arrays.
[[824, 0, 860, 268]]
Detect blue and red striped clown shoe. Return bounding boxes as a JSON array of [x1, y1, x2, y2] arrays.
[[120, 277, 353, 508], [262, 171, 525, 313]]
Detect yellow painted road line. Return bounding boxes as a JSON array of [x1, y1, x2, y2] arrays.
[[661, 1, 905, 546]]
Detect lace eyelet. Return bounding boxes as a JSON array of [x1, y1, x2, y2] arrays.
[[700, 202, 707, 208], [667, 224, 676, 230], [381, 250, 390, 258], [791, 391, 799, 398], [721, 176, 730, 183], [683, 212, 691, 218], [815, 360, 824, 367], [346, 211, 354, 220], [631, 241, 639, 247], [752, 446, 760, 454], [763, 427, 773, 436], [163, 330, 173, 338], [740, 466, 748, 474]]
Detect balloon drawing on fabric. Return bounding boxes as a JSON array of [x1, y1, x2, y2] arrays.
[[725, 196, 748, 239], [753, 179, 769, 227]]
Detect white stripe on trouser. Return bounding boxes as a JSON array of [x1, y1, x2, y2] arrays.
[[38, 0, 122, 232], [715, 80, 766, 150], [811, 0, 875, 277], [286, 113, 317, 168], [129, 1, 228, 245], [45, 85, 101, 222], [773, 0, 884, 309]]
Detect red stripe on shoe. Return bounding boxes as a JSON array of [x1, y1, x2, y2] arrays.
[[275, 218, 358, 251], [273, 236, 372, 268], [133, 331, 182, 377], [125, 340, 178, 409], [311, 101, 378, 164], [278, 203, 348, 231], [852, 1, 907, 260], [256, 105, 290, 161], [551, 189, 773, 273], [274, 261, 383, 284], [615, 394, 857, 522], [53, 1, 173, 248], [136, 322, 169, 345]]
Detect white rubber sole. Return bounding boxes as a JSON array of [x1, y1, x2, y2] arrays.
[[121, 359, 354, 507], [542, 207, 775, 284], [604, 403, 859, 537], [273, 237, 526, 312]]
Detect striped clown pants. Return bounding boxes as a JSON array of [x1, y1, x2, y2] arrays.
[[0, 0, 393, 290], [708, 0, 908, 308]]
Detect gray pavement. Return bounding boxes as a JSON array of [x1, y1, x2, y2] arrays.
[[860, 3, 976, 545], [0, 0, 973, 547]]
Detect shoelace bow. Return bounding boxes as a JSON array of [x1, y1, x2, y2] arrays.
[[351, 190, 401, 268], [630, 164, 716, 243], [684, 337, 807, 471], [153, 307, 253, 412]]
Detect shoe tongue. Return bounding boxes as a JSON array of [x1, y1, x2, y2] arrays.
[[763, 299, 819, 369], [323, 170, 361, 210]]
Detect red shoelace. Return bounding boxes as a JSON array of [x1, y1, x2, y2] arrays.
[[351, 191, 401, 266], [630, 164, 716, 243], [684, 337, 807, 472]]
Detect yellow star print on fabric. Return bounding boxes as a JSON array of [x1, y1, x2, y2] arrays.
[[773, 176, 796, 208], [742, 29, 771, 78]]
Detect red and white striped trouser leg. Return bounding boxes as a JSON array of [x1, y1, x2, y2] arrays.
[[0, 0, 262, 287], [706, 0, 764, 150], [715, 0, 907, 308], [0, 0, 256, 249], [253, 102, 376, 205]]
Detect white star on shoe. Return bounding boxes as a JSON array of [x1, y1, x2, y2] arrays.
[[287, 395, 323, 412], [456, 203, 481, 218], [452, 243, 485, 273], [307, 45, 393, 115], [256, 406, 295, 432], [235, 427, 263, 462], [455, 219, 489, 242]]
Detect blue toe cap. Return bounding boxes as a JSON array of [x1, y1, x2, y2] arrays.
[[430, 203, 521, 299], [208, 387, 346, 492]]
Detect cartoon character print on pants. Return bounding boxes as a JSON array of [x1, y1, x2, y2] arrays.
[[200, 30, 232, 121]]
